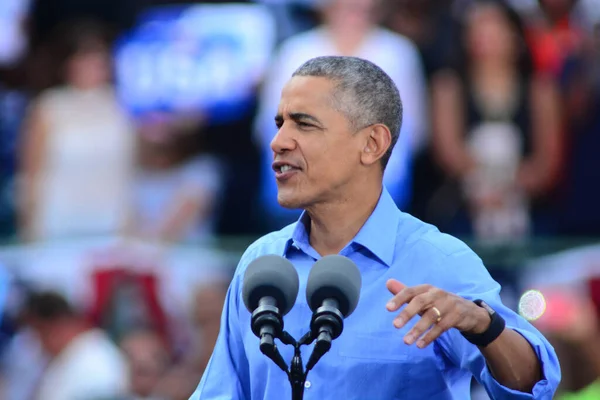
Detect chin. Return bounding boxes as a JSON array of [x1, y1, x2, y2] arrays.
[[276, 192, 306, 210]]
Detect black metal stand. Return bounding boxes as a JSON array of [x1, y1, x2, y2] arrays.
[[281, 331, 314, 400], [251, 302, 343, 399]]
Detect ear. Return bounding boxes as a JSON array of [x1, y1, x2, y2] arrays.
[[360, 124, 392, 167]]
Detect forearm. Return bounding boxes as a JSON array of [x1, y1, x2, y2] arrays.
[[156, 193, 209, 242], [480, 328, 542, 393]]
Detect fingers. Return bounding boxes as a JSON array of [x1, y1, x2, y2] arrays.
[[416, 314, 455, 348], [392, 291, 436, 329], [386, 279, 406, 295], [403, 306, 440, 345], [386, 283, 459, 349], [386, 284, 432, 312]]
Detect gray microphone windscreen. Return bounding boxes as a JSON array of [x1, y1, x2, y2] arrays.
[[306, 255, 361, 318], [242, 255, 299, 316]]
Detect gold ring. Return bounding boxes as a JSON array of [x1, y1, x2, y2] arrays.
[[431, 306, 442, 323]]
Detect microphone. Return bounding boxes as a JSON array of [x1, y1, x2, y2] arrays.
[[305, 255, 361, 371], [242, 255, 299, 371]]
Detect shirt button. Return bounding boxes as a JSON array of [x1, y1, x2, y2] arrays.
[[304, 381, 311, 389]]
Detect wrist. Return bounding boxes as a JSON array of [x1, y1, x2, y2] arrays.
[[470, 306, 492, 335], [461, 299, 506, 347]]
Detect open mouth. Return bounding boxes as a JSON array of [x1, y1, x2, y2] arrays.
[[279, 165, 296, 173], [273, 162, 301, 178]]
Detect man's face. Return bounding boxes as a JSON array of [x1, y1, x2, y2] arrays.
[[271, 76, 365, 209]]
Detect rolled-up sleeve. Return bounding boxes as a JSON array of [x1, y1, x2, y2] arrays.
[[435, 249, 561, 399], [189, 271, 250, 400], [479, 326, 559, 399]]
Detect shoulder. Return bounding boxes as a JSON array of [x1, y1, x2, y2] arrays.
[[75, 330, 128, 367], [52, 330, 128, 387], [372, 28, 421, 57], [34, 87, 67, 112], [277, 28, 326, 54], [233, 223, 297, 275], [397, 212, 483, 266], [395, 213, 496, 292]]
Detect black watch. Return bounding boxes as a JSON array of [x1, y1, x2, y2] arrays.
[[461, 299, 506, 347]]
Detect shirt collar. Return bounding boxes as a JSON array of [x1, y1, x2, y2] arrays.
[[284, 187, 401, 267]]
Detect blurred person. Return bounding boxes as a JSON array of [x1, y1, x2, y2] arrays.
[[0, 71, 29, 240], [0, 0, 30, 68], [558, 22, 600, 235], [150, 283, 228, 400], [382, 0, 461, 224], [127, 112, 223, 244], [0, 325, 47, 400], [526, 0, 587, 79], [190, 283, 227, 373], [431, 0, 562, 242], [254, 0, 428, 230], [23, 290, 129, 400], [18, 19, 136, 242], [0, 279, 46, 400], [119, 328, 170, 400], [384, 0, 460, 80]]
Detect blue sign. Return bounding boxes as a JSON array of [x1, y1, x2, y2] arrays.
[[114, 4, 277, 124]]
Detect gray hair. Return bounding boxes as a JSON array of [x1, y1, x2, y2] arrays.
[[292, 56, 403, 170]]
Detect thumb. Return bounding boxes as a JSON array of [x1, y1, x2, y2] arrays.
[[386, 279, 406, 295]]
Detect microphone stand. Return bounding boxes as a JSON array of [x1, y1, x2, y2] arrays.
[[253, 307, 342, 399], [280, 331, 315, 400]]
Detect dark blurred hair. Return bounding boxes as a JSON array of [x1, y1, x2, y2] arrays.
[[455, 0, 534, 79], [45, 19, 114, 86], [24, 291, 75, 322], [56, 19, 113, 61]]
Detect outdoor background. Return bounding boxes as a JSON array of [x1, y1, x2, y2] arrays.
[[1, 0, 600, 399]]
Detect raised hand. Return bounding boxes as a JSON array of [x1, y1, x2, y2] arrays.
[[385, 279, 491, 348]]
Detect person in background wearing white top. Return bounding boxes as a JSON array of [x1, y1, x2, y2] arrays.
[[22, 291, 129, 400], [128, 111, 224, 244], [254, 0, 428, 230], [18, 19, 136, 242]]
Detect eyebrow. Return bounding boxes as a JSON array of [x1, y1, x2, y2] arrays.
[[274, 112, 323, 126]]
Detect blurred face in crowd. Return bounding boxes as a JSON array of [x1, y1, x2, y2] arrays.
[[322, 0, 379, 30], [194, 285, 227, 328], [271, 76, 369, 209], [30, 319, 69, 357], [66, 43, 111, 89], [465, 3, 518, 65], [120, 330, 169, 397]]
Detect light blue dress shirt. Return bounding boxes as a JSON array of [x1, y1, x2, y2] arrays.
[[190, 188, 561, 400]]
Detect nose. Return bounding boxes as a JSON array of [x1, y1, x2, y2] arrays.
[[270, 125, 297, 154]]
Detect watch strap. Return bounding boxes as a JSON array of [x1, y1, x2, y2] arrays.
[[461, 299, 506, 347]]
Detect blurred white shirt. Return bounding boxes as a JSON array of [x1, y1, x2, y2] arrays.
[[32, 85, 135, 241], [134, 155, 223, 242], [35, 329, 129, 400]]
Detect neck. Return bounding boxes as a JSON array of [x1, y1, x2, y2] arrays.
[[306, 175, 382, 256], [51, 320, 89, 358], [325, 23, 373, 55], [472, 61, 514, 78]]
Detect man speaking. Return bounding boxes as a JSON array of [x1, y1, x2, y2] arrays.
[[189, 56, 560, 399]]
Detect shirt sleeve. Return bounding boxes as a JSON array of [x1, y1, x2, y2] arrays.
[[435, 249, 561, 400], [189, 262, 251, 400]]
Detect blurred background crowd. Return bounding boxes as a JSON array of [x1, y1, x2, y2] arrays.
[[1, 0, 600, 398]]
